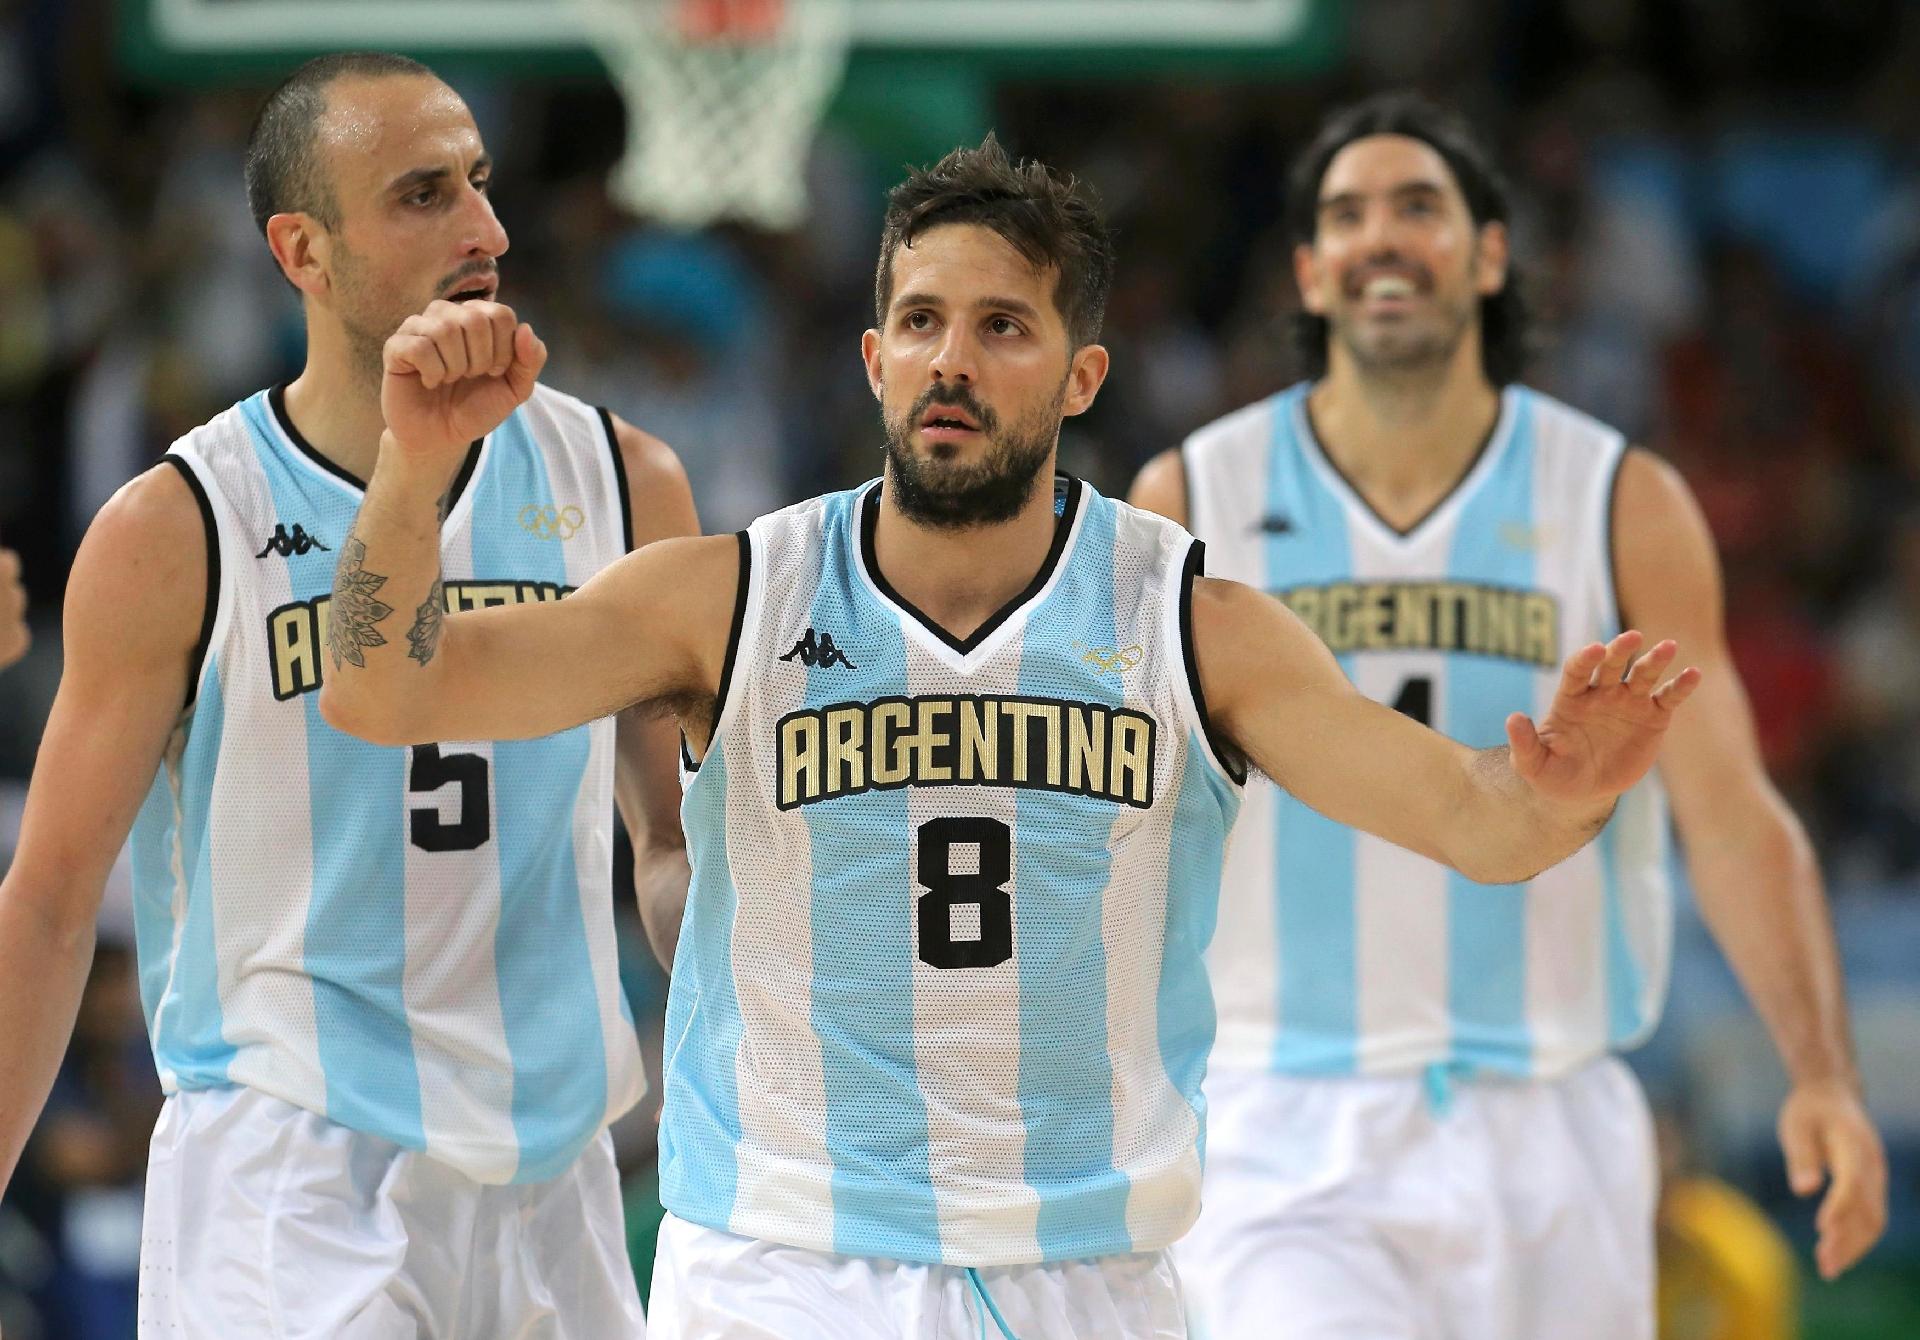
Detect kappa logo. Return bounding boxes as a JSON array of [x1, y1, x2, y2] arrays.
[[1080, 643, 1144, 674], [780, 628, 857, 670], [256, 524, 331, 558], [519, 503, 584, 541], [1253, 513, 1295, 535]]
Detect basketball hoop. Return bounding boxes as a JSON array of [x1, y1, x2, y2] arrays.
[[576, 0, 852, 230]]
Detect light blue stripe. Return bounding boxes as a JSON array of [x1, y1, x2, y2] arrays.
[[244, 397, 429, 1146], [469, 410, 607, 1181], [659, 745, 744, 1228], [1594, 578, 1650, 1047], [1162, 731, 1238, 1167], [138, 664, 238, 1088], [1013, 494, 1128, 1258], [130, 771, 182, 1037], [1267, 387, 1362, 1074], [802, 490, 941, 1258], [1443, 389, 1536, 1075]]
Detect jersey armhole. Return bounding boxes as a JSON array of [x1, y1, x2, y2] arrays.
[[160, 454, 221, 712], [595, 406, 637, 553], [1599, 438, 1630, 636], [684, 530, 753, 773], [1172, 538, 1247, 786]]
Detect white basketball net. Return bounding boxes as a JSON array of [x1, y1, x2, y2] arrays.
[[576, 0, 853, 230]]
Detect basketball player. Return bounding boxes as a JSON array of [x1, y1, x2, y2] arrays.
[[318, 137, 1698, 1339], [1128, 94, 1888, 1339], [0, 53, 695, 1337], [0, 547, 26, 669]]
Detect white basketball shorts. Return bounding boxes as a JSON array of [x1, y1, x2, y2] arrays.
[[137, 1085, 646, 1339], [648, 1212, 1188, 1339], [1179, 1057, 1657, 1340]]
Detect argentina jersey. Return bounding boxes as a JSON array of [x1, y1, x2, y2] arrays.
[[127, 383, 644, 1185], [1186, 384, 1672, 1081], [662, 477, 1242, 1267]]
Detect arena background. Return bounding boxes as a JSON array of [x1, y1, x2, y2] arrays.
[[2, 0, 1918, 1334]]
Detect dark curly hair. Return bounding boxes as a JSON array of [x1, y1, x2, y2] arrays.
[[1286, 93, 1530, 386], [875, 133, 1116, 349]]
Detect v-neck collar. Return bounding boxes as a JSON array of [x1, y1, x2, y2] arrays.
[[1291, 385, 1519, 550], [854, 474, 1086, 665], [267, 383, 486, 516]]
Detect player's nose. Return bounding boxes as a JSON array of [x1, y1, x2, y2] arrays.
[[462, 185, 509, 259], [928, 323, 977, 383]]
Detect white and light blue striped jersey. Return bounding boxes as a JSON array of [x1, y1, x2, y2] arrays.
[[661, 477, 1243, 1267], [127, 383, 645, 1185], [1185, 383, 1673, 1082]]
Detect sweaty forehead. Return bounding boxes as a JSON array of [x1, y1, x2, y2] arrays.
[[316, 76, 482, 194], [1319, 133, 1460, 202]]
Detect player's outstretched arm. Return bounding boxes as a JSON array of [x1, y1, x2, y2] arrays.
[[0, 467, 205, 1196], [317, 301, 730, 746], [1615, 448, 1885, 1279], [1193, 577, 1701, 884]]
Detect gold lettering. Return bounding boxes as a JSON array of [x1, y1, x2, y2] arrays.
[[825, 707, 865, 794], [780, 715, 821, 808], [1433, 585, 1459, 649], [1524, 594, 1558, 667], [1355, 584, 1391, 652], [1394, 585, 1431, 651], [959, 699, 997, 782], [1068, 704, 1106, 793], [1326, 584, 1360, 653], [914, 699, 953, 782], [1286, 587, 1323, 639], [1001, 701, 1046, 782], [269, 605, 319, 699], [870, 702, 912, 786], [1483, 589, 1521, 660], [1111, 714, 1152, 805]]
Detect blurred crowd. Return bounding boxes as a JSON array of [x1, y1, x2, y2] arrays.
[[4, 0, 1920, 1334]]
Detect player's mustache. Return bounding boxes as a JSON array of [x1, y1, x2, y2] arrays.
[[912, 384, 999, 434]]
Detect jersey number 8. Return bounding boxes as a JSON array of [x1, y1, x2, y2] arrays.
[[916, 817, 1013, 969]]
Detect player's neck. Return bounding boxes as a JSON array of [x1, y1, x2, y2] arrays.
[[1309, 350, 1502, 533], [872, 468, 1062, 642], [282, 336, 388, 485]]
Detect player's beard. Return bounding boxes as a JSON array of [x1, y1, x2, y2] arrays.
[[1331, 262, 1478, 376], [881, 378, 1064, 531], [330, 239, 417, 387]]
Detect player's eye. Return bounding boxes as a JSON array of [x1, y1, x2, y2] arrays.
[[986, 316, 1022, 337], [406, 187, 437, 207], [904, 310, 935, 332], [471, 176, 492, 195]]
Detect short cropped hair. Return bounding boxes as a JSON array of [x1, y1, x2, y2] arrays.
[[875, 133, 1116, 349], [244, 51, 437, 238], [1286, 93, 1531, 386]]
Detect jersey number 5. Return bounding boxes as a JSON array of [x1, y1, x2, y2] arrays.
[[409, 744, 491, 852], [917, 817, 1013, 969]]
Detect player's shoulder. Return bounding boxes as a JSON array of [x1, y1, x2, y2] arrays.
[[1182, 386, 1298, 468], [1512, 384, 1627, 457]]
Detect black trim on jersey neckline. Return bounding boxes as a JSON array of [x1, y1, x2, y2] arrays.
[[1179, 540, 1248, 785], [267, 383, 484, 511], [1298, 389, 1508, 541], [161, 455, 220, 713], [858, 474, 1083, 656], [597, 406, 637, 552], [687, 530, 753, 773]]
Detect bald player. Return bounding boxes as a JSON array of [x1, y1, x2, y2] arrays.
[[0, 53, 694, 1337]]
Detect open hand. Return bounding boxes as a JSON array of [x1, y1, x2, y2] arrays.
[[1780, 1079, 1889, 1280], [1507, 630, 1700, 807], [381, 299, 548, 465]]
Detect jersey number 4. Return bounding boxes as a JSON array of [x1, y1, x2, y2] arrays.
[[916, 817, 1013, 969], [409, 744, 491, 852]]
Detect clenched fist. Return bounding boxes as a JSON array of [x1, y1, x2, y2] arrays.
[[381, 299, 548, 467]]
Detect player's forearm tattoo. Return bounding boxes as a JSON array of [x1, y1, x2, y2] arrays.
[[327, 533, 394, 670], [406, 578, 446, 667]]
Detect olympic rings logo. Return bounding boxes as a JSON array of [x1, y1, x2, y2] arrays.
[[519, 504, 584, 541]]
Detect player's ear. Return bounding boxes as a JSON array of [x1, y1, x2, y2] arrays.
[[860, 328, 883, 401], [266, 212, 330, 299], [1474, 219, 1509, 297], [1293, 241, 1329, 316], [1062, 343, 1109, 418]]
